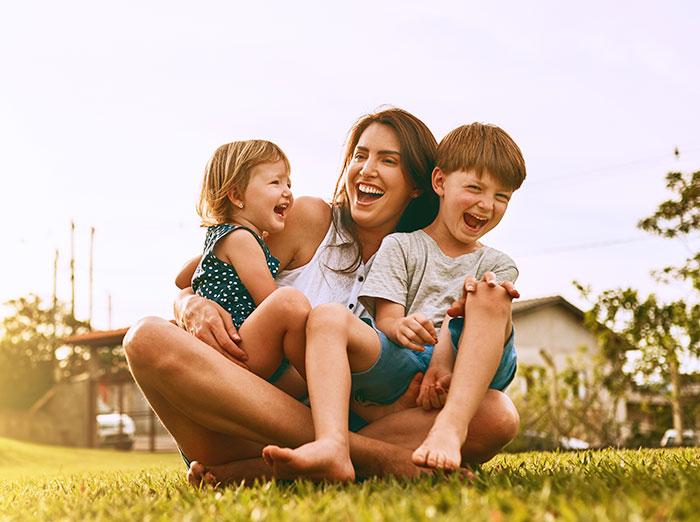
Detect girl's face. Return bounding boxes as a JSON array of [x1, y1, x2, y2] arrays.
[[231, 160, 293, 235], [344, 123, 417, 232]]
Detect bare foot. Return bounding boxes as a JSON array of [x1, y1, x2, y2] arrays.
[[262, 439, 355, 482], [412, 426, 464, 471], [186, 461, 219, 488], [186, 458, 272, 488]]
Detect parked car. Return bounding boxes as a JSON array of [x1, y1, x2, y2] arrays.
[[96, 399, 136, 450], [511, 431, 591, 452], [660, 429, 699, 447]]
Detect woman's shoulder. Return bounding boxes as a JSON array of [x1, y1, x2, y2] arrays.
[[267, 197, 332, 269]]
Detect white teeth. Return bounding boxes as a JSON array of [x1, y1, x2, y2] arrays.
[[465, 212, 488, 222], [358, 183, 385, 195]]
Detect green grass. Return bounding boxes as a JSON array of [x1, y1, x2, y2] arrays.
[[0, 437, 698, 521]]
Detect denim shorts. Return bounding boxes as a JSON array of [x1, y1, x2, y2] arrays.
[[350, 317, 517, 405]]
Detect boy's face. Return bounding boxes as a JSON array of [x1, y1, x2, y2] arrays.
[[432, 168, 513, 246]]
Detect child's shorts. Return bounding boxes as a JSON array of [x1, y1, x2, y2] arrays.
[[350, 317, 517, 405]]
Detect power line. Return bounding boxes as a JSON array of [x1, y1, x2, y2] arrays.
[[515, 234, 699, 258], [528, 147, 700, 187]]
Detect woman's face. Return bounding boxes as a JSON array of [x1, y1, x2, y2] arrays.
[[344, 123, 417, 231]]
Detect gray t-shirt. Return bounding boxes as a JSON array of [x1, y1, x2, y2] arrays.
[[358, 230, 518, 330]]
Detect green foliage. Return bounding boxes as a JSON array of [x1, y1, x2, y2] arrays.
[[0, 294, 89, 409], [1, 438, 699, 521], [511, 345, 630, 449], [576, 169, 700, 437], [638, 170, 700, 290]]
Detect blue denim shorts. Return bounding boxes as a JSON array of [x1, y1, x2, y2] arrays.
[[350, 317, 517, 405]]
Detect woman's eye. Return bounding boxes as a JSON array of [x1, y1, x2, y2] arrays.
[[383, 158, 397, 166], [353, 152, 365, 161]]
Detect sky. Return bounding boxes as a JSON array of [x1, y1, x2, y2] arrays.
[[1, 1, 698, 339]]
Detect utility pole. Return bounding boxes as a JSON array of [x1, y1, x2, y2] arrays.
[[89, 226, 95, 328], [70, 221, 76, 320], [52, 249, 59, 310], [107, 293, 112, 330]]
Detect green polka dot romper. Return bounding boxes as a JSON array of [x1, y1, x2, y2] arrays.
[[192, 224, 280, 329]]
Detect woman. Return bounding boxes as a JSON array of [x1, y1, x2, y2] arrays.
[[124, 108, 520, 484]]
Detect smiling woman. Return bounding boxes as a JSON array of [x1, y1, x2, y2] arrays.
[[123, 107, 521, 485]]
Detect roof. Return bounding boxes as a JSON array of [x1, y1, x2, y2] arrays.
[[63, 328, 130, 347], [512, 295, 585, 319], [59, 296, 588, 347]]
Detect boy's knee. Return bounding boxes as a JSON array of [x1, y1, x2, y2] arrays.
[[467, 283, 512, 317]]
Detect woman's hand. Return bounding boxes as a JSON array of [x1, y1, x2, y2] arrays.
[[175, 288, 249, 368]]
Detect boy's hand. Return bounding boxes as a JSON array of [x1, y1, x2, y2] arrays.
[[447, 272, 520, 317], [416, 366, 452, 410], [393, 313, 438, 352]]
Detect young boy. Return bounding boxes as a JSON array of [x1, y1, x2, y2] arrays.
[[263, 122, 525, 479], [359, 122, 525, 470]]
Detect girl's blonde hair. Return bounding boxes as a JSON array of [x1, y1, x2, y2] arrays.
[[197, 140, 290, 227]]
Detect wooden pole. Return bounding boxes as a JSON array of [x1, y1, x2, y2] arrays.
[[70, 221, 76, 320], [107, 293, 112, 330], [89, 226, 95, 328]]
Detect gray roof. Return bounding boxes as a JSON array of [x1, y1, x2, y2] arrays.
[[512, 295, 585, 319]]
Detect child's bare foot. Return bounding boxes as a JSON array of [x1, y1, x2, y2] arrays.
[[262, 439, 355, 482], [412, 425, 464, 471]]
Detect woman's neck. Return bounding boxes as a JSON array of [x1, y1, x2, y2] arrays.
[[355, 223, 396, 262]]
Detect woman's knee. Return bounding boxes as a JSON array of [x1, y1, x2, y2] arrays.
[[123, 316, 171, 367], [483, 390, 520, 445]]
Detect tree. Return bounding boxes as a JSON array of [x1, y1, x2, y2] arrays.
[[0, 294, 89, 409], [638, 170, 699, 290], [511, 345, 630, 449], [577, 169, 700, 442]]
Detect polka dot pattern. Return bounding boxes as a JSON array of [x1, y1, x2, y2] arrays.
[[192, 224, 280, 328]]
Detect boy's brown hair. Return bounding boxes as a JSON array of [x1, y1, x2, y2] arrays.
[[436, 123, 526, 190], [197, 140, 290, 227]]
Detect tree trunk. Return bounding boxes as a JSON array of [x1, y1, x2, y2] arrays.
[[668, 353, 684, 445]]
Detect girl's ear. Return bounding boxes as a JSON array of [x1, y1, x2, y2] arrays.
[[432, 167, 446, 196], [227, 188, 244, 209]]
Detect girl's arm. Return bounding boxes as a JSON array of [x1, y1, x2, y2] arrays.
[[215, 230, 277, 305], [175, 256, 202, 289]]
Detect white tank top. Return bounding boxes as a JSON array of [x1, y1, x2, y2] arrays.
[[276, 217, 374, 317]]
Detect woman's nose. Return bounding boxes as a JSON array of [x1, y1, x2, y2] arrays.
[[360, 157, 378, 176]]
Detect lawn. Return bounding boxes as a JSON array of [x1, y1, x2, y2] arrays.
[[0, 437, 698, 521]]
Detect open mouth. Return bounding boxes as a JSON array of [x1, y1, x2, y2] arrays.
[[463, 211, 488, 231], [356, 183, 385, 203], [274, 202, 289, 218]]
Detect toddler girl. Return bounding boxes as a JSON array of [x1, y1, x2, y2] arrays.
[[192, 140, 309, 397]]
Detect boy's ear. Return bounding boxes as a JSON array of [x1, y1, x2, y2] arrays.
[[432, 167, 446, 196]]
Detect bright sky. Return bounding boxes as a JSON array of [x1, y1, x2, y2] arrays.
[[1, 1, 698, 336]]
